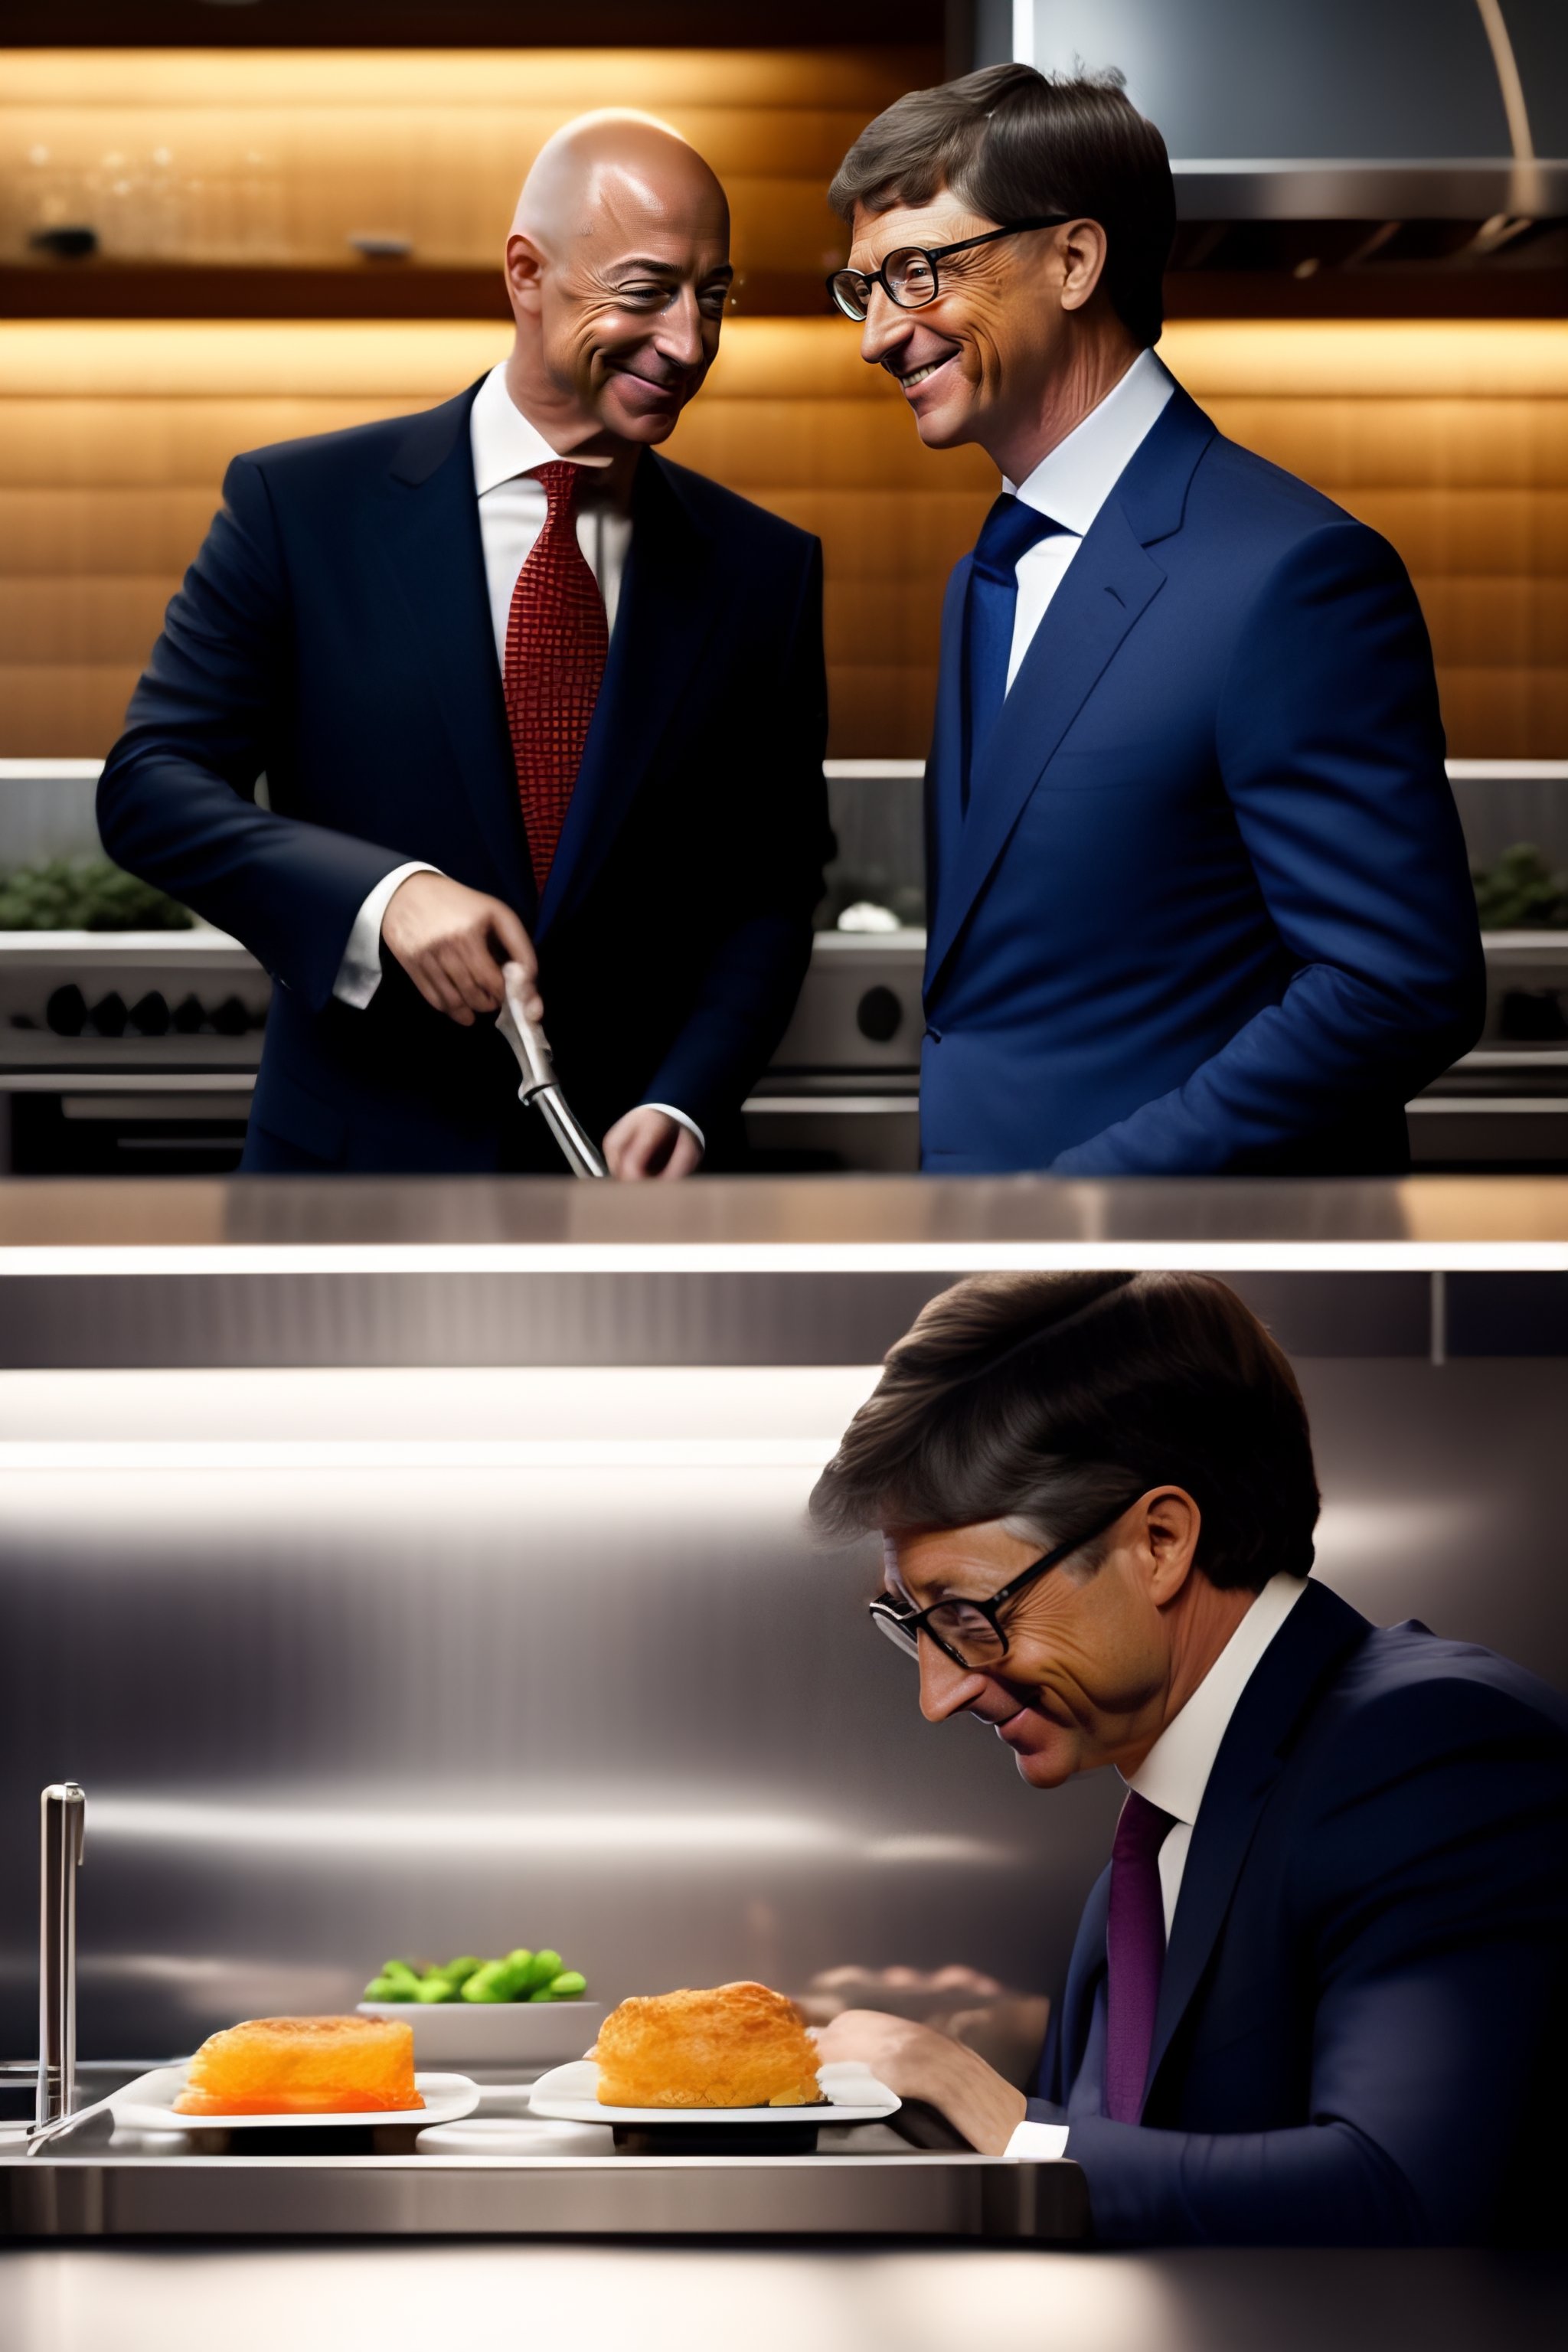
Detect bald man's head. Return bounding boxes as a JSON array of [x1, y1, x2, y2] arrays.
[[504, 111, 732, 452]]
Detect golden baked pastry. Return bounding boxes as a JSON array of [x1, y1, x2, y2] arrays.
[[173, 2014, 423, 2115], [593, 1981, 822, 2109]]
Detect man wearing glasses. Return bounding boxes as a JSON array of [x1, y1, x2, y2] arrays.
[[809, 1271, 1568, 2244], [826, 66, 1483, 1174]]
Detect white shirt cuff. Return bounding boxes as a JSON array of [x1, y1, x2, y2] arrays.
[[334, 862, 443, 1009], [1003, 2119, 1070, 2161], [643, 1102, 705, 1154]]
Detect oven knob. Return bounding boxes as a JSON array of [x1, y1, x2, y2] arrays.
[[211, 995, 250, 1037], [856, 985, 903, 1044], [129, 991, 169, 1037], [171, 995, 205, 1034], [46, 984, 87, 1037], [90, 991, 128, 1037]]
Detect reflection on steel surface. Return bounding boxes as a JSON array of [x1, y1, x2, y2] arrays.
[[0, 2138, 1091, 2244], [1, 1354, 1563, 2063]]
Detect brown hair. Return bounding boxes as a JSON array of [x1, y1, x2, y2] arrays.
[[828, 62, 1175, 350], [808, 1272, 1319, 1592]]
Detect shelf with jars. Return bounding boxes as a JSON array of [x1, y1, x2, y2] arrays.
[[0, 45, 936, 320]]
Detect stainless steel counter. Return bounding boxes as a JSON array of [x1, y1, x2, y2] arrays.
[[0, 1174, 1561, 1370], [0, 1171, 1566, 1250], [0, 2244, 1563, 2352]]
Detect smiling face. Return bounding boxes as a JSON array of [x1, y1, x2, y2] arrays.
[[845, 190, 1120, 481], [505, 118, 731, 452], [883, 1491, 1221, 1787]]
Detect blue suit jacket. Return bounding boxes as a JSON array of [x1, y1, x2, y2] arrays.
[[98, 383, 830, 1172], [921, 387, 1485, 1174], [1028, 1579, 1568, 2246]]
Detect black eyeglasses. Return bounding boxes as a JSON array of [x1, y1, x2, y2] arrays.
[[826, 217, 1067, 322], [867, 1494, 1144, 1671]]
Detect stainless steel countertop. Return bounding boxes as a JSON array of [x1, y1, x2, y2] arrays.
[[0, 1174, 1565, 1258], [0, 2244, 1563, 2352]]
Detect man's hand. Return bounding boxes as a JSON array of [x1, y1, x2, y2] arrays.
[[381, 871, 541, 1028], [812, 2009, 1027, 2155], [603, 1106, 703, 1182]]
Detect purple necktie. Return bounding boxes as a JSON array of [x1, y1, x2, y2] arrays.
[[1104, 1790, 1174, 2124]]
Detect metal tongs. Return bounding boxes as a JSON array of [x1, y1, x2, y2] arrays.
[[495, 962, 607, 1179]]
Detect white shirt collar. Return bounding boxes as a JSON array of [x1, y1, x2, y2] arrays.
[[1004, 346, 1174, 537], [469, 361, 615, 501], [1122, 1573, 1308, 1828]]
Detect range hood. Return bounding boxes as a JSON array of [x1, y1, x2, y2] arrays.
[[991, 0, 1566, 267]]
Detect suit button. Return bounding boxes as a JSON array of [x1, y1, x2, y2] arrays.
[[856, 985, 903, 1044]]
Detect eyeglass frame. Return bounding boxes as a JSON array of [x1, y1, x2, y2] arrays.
[[825, 215, 1070, 322], [867, 1491, 1147, 1671]]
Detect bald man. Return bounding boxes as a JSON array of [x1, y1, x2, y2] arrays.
[[99, 113, 831, 1176]]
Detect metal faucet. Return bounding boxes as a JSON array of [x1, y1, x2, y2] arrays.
[[35, 1782, 85, 2134]]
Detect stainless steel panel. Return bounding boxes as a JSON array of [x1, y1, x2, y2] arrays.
[[1410, 1099, 1568, 1165], [0, 2143, 1089, 2244], [0, 2244, 1563, 2352], [743, 1097, 920, 1177], [767, 939, 924, 1075], [0, 1355, 1563, 2064]]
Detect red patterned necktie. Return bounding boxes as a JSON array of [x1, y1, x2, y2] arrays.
[[503, 459, 609, 891]]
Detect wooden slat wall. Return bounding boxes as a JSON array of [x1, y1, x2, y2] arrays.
[[0, 318, 1563, 760]]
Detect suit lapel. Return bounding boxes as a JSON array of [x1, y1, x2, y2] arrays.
[[1060, 1864, 1112, 2096], [923, 386, 1219, 997], [1142, 1581, 1372, 2114], [923, 501, 1166, 991], [535, 452, 714, 942], [922, 560, 970, 985], [377, 382, 535, 922]]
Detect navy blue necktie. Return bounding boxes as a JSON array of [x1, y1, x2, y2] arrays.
[[962, 492, 1060, 806]]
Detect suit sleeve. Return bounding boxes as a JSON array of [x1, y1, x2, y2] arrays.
[[636, 537, 833, 1133], [1051, 524, 1486, 1174], [96, 454, 410, 1012], [1047, 1677, 1568, 2246]]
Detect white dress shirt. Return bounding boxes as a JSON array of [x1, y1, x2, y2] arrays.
[[1002, 346, 1175, 691], [1121, 1570, 1308, 1936], [333, 363, 701, 1148], [1004, 1570, 1308, 2162]]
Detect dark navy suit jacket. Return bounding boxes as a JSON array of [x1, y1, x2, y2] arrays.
[[921, 386, 1485, 1174], [98, 382, 831, 1171], [1028, 1579, 1568, 2245]]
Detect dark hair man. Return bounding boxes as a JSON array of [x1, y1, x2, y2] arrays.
[[808, 1272, 1567, 2244], [827, 68, 1484, 1175], [100, 114, 830, 1177]]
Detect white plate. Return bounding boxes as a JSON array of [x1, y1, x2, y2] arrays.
[[357, 1999, 603, 2066], [528, 2058, 900, 2126], [416, 2114, 612, 2157], [109, 2065, 479, 2133]]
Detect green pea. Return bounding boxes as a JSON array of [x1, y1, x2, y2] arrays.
[[431, 1955, 483, 1987], [460, 1962, 514, 2004], [516, 1949, 562, 1996], [530, 1970, 586, 2001]]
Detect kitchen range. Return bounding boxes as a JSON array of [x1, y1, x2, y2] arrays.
[[2, 757, 1566, 1176]]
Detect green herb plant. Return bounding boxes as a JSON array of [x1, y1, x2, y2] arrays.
[[1472, 843, 1568, 932], [0, 855, 193, 932]]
